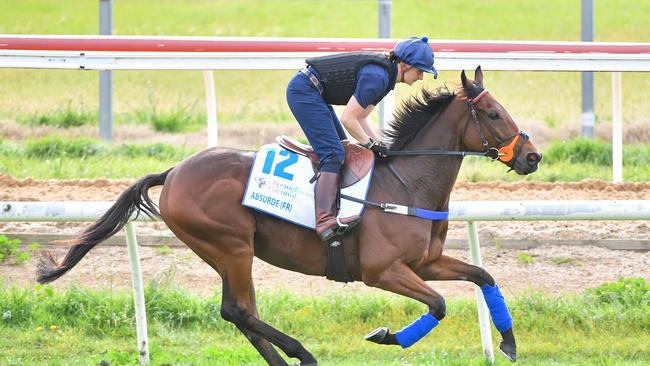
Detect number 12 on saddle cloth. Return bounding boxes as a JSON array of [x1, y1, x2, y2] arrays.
[[242, 144, 373, 229]]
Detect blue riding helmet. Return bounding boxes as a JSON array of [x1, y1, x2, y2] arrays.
[[394, 36, 438, 79]]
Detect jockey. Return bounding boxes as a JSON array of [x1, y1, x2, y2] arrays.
[[286, 36, 438, 243]]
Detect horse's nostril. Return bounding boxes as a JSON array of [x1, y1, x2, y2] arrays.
[[527, 152, 542, 163]]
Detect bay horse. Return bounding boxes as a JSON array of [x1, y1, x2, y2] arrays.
[[37, 67, 541, 365]]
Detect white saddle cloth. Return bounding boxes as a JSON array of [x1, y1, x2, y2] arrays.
[[242, 143, 373, 229]]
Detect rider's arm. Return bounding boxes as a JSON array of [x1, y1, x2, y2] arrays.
[[340, 96, 375, 146], [358, 110, 382, 142], [342, 64, 388, 145]]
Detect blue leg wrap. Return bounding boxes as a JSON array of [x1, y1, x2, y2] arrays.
[[481, 283, 513, 333], [395, 312, 439, 348]]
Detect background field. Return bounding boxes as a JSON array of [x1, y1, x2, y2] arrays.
[[1, 0, 649, 134], [1, 0, 650, 181]]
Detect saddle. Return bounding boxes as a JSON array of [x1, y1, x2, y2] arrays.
[[276, 135, 374, 187]]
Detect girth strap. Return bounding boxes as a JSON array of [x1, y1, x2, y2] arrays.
[[325, 234, 354, 283]]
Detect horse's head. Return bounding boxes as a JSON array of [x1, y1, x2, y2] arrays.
[[459, 66, 541, 175]]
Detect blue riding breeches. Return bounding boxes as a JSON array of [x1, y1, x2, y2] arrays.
[[286, 70, 347, 173]]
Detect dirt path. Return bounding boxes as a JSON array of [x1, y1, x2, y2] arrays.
[[1, 176, 650, 299]]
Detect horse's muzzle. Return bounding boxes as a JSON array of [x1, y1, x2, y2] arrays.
[[514, 152, 542, 175]]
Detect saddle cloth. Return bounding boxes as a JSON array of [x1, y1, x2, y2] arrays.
[[242, 143, 374, 229]]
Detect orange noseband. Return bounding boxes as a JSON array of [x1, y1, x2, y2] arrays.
[[497, 133, 522, 163]]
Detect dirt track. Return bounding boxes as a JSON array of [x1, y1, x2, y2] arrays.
[[1, 176, 649, 299]]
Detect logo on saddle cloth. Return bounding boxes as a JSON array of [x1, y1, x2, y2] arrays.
[[242, 142, 374, 229]]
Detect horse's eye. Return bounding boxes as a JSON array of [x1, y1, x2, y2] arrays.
[[488, 112, 500, 120]]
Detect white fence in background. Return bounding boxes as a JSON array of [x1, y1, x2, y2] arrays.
[[1, 36, 650, 182], [2, 36, 650, 71], [2, 199, 649, 364]]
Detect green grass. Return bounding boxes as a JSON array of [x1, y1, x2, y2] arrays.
[[133, 89, 206, 132], [157, 245, 173, 256], [544, 138, 650, 166], [0, 0, 648, 129], [17, 102, 97, 128], [458, 138, 650, 182], [1, 136, 649, 180], [0, 277, 649, 365], [517, 252, 534, 265], [0, 137, 196, 179], [14, 97, 204, 133], [0, 235, 40, 265]]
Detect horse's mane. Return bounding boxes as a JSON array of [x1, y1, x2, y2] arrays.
[[384, 86, 456, 151]]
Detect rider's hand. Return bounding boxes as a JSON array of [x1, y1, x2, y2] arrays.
[[363, 138, 389, 158]]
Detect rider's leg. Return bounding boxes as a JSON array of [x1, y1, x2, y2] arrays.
[[313, 168, 361, 242], [286, 73, 358, 242], [327, 104, 348, 140]]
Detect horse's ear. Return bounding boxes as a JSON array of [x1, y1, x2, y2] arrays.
[[461, 70, 469, 88], [474, 66, 484, 87]]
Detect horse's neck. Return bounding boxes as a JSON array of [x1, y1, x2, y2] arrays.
[[387, 100, 466, 210]]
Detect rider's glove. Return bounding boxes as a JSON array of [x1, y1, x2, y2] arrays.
[[362, 138, 389, 158]]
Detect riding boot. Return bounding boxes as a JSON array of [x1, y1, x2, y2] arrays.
[[315, 171, 360, 242]]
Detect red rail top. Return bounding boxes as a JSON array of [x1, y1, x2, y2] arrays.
[[1, 36, 649, 54]]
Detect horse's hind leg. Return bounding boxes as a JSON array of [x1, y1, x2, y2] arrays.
[[218, 253, 318, 366], [416, 255, 516, 362], [232, 283, 289, 366], [236, 324, 288, 366], [165, 220, 313, 366]]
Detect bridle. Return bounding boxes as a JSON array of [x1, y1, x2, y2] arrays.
[[463, 89, 530, 168], [379, 89, 531, 205], [383, 89, 529, 168]]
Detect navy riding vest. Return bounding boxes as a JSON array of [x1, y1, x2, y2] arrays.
[[305, 51, 397, 106]]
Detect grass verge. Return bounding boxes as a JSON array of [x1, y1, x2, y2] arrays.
[[2, 136, 649, 181], [0, 278, 648, 365], [459, 138, 650, 182], [0, 137, 196, 179]]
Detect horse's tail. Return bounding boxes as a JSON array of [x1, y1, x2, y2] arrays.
[[36, 168, 174, 284]]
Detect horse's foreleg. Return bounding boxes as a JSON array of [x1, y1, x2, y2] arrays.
[[416, 255, 516, 362], [362, 261, 446, 349], [416, 254, 494, 285]]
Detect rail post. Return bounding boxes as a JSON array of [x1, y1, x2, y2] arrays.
[[99, 0, 113, 141], [467, 221, 495, 364], [378, 0, 393, 130], [124, 221, 150, 365], [612, 72, 623, 183], [203, 71, 218, 147]]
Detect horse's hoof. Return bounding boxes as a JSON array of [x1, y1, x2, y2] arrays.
[[499, 340, 517, 362], [364, 327, 389, 344]]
